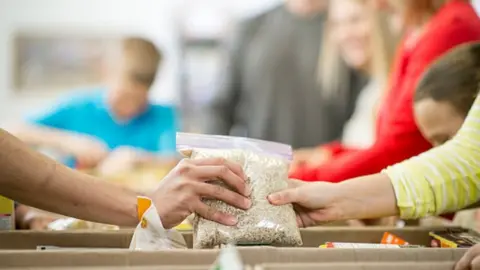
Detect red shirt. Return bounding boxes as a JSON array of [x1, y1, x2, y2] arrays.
[[290, 0, 480, 183]]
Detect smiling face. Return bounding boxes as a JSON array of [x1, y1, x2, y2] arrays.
[[414, 99, 466, 147], [328, 0, 371, 71]]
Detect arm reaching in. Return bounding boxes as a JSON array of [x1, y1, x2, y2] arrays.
[[13, 124, 109, 168], [0, 129, 251, 229], [269, 94, 480, 226]]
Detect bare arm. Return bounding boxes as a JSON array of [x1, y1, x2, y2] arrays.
[[0, 128, 138, 226], [333, 173, 399, 220], [268, 173, 398, 227], [11, 124, 74, 151]]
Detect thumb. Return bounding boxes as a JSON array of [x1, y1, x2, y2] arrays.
[[268, 188, 299, 206]]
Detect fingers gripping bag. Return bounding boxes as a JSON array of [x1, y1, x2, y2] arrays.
[[177, 132, 302, 249]]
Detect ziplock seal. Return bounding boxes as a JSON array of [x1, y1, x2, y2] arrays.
[[176, 132, 292, 160]]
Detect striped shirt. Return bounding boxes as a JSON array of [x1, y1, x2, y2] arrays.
[[384, 94, 480, 219]]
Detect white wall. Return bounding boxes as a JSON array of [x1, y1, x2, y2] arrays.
[[8, 0, 478, 126], [0, 0, 177, 125], [0, 0, 280, 126]]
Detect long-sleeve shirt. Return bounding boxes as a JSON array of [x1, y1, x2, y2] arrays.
[[203, 5, 367, 149], [385, 94, 480, 219], [290, 0, 480, 182]]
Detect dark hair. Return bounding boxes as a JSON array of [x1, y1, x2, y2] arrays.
[[414, 42, 480, 116]]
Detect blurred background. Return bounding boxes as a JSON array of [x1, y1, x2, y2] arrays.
[[3, 0, 480, 231], [0, 0, 280, 129]]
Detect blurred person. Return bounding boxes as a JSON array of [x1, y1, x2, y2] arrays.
[[9, 37, 178, 229], [0, 128, 251, 229], [10, 37, 178, 170], [204, 0, 368, 149], [291, 0, 398, 173], [266, 42, 480, 269], [289, 0, 480, 187]]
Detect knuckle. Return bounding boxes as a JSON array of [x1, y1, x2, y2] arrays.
[[176, 177, 193, 190], [213, 157, 227, 165], [177, 163, 193, 175], [219, 165, 230, 176], [213, 185, 225, 197]]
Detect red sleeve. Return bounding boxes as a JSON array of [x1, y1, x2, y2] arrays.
[[321, 141, 360, 157], [292, 16, 480, 183]]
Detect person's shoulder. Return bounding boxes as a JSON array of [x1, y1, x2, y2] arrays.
[[55, 87, 105, 108], [429, 2, 480, 37], [149, 103, 177, 117], [237, 4, 282, 28]]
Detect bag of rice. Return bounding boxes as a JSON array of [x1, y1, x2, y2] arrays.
[[177, 132, 302, 249]]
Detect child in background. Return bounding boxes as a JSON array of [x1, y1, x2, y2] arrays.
[[410, 42, 480, 231], [11, 37, 178, 171], [10, 37, 178, 230]]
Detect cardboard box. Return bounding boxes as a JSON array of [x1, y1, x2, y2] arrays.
[[0, 226, 462, 250], [256, 262, 456, 270], [1, 267, 212, 270], [0, 247, 468, 268], [0, 263, 458, 270]]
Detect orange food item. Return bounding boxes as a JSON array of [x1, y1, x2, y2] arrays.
[[381, 232, 409, 245]]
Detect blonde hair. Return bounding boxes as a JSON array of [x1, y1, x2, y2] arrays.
[[122, 37, 162, 87], [106, 37, 162, 88], [318, 0, 398, 99]]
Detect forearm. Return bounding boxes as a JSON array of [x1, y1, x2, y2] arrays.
[[10, 124, 71, 151], [385, 138, 480, 219], [0, 129, 138, 227], [334, 173, 399, 220]]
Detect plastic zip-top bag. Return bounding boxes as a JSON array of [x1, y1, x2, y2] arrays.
[[177, 132, 302, 249]]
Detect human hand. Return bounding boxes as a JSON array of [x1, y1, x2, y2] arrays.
[[455, 244, 480, 270], [16, 205, 58, 230], [97, 147, 138, 175], [28, 215, 58, 230], [291, 148, 317, 168], [148, 157, 252, 229], [290, 148, 331, 173], [61, 135, 109, 168], [268, 179, 343, 227]]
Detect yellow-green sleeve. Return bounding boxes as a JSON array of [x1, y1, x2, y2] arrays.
[[384, 95, 480, 219]]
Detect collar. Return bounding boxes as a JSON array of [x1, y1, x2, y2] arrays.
[[97, 91, 152, 125]]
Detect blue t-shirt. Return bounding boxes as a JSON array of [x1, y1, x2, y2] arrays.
[[30, 89, 178, 166]]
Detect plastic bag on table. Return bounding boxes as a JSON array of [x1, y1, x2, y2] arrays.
[[130, 196, 187, 250], [177, 132, 302, 249]]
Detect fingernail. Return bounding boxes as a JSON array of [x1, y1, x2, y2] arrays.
[[245, 185, 252, 196], [268, 194, 279, 203], [227, 216, 238, 225], [244, 198, 252, 209]]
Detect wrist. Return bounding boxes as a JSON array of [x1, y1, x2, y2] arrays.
[[328, 182, 352, 221], [125, 194, 141, 227]]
